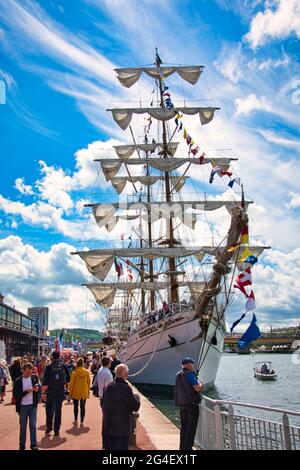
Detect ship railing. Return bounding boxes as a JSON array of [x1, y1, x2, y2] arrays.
[[169, 303, 195, 316], [195, 396, 300, 450]]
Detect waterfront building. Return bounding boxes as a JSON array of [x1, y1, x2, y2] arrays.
[[0, 293, 38, 362], [27, 306, 49, 336]]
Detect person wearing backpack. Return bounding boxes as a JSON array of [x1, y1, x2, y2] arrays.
[[65, 359, 75, 403], [41, 351, 70, 436]]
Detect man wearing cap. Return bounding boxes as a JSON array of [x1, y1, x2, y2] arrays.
[[174, 357, 203, 450]]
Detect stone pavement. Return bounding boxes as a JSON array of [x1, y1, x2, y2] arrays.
[[0, 384, 179, 451]]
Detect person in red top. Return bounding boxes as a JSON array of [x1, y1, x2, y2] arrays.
[[162, 301, 171, 315]]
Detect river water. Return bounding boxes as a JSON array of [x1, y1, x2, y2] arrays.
[[137, 353, 300, 428]]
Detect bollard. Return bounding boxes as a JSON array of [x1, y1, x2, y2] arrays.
[[129, 411, 139, 447]]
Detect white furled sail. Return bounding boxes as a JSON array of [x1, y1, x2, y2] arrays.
[[89, 200, 252, 231], [115, 65, 204, 88], [74, 246, 268, 280], [108, 107, 220, 130], [113, 142, 179, 158], [111, 176, 188, 193], [85, 280, 207, 307], [97, 157, 237, 181]]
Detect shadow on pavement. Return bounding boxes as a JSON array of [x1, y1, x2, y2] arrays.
[[38, 435, 67, 449], [65, 425, 90, 436]]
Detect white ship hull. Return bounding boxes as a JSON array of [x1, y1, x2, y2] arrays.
[[119, 312, 225, 388]]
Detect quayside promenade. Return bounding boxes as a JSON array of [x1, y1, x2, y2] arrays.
[[0, 385, 179, 451]]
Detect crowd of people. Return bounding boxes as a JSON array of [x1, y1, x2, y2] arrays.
[[0, 349, 203, 451], [1, 350, 140, 451], [139, 301, 172, 328]]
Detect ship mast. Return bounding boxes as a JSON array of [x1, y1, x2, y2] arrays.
[[145, 145, 156, 310], [155, 49, 179, 305]]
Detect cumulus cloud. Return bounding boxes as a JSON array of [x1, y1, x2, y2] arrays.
[[35, 139, 120, 212], [14, 177, 34, 195], [244, 0, 300, 49], [234, 93, 272, 117], [0, 235, 105, 330], [0, 234, 298, 331], [36, 161, 74, 212]]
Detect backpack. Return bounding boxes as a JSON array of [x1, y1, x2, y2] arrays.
[[48, 361, 66, 390]]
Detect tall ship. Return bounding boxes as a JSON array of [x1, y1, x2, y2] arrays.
[[72, 51, 268, 388]]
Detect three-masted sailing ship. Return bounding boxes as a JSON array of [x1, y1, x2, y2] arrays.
[[72, 51, 268, 388]]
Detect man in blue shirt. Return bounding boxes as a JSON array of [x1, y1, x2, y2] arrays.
[[174, 357, 203, 450]]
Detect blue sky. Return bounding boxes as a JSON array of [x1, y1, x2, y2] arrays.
[[0, 0, 299, 331]]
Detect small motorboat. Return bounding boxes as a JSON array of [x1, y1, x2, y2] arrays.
[[254, 361, 277, 380]]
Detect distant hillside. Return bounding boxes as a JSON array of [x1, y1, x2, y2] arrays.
[[268, 326, 300, 337], [49, 328, 104, 343]]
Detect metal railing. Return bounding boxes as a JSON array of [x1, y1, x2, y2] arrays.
[[195, 396, 300, 450]]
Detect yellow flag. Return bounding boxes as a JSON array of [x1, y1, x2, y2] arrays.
[[239, 246, 253, 262], [183, 128, 187, 139], [240, 233, 249, 244], [227, 243, 241, 253]]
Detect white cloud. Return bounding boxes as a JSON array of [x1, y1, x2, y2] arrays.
[[0, 1, 123, 135], [225, 246, 300, 331], [0, 0, 115, 84], [75, 199, 91, 215], [286, 191, 300, 209], [259, 129, 300, 150], [33, 139, 121, 211], [213, 43, 245, 84], [0, 235, 105, 330], [178, 111, 300, 251], [244, 0, 300, 49], [0, 68, 15, 88], [234, 93, 272, 117], [14, 178, 34, 196], [36, 161, 74, 212], [248, 50, 290, 71], [0, 193, 104, 240]]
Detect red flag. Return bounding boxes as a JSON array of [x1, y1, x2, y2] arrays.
[[199, 152, 206, 164], [114, 259, 123, 278], [127, 267, 133, 281], [234, 268, 252, 297], [220, 170, 233, 177]]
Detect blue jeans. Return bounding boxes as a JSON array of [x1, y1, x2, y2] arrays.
[[19, 404, 37, 449], [46, 395, 64, 433]]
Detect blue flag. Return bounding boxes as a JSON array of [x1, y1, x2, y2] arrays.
[[237, 313, 261, 349], [230, 313, 246, 333], [245, 255, 258, 265]]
